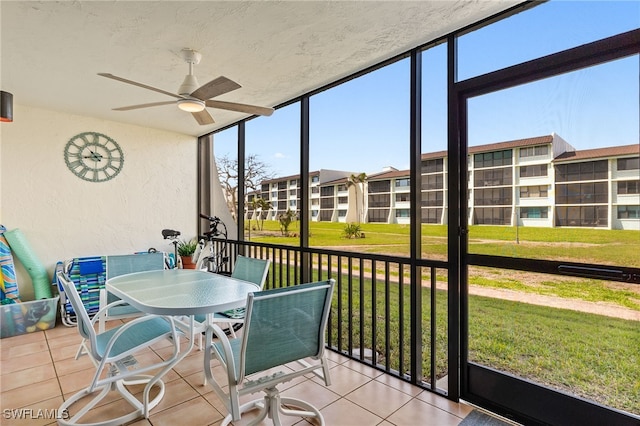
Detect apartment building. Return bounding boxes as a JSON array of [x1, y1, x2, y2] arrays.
[[245, 134, 639, 230]]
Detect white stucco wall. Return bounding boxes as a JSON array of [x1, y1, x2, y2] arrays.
[[0, 104, 198, 300]]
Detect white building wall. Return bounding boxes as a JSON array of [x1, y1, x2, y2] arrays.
[[1, 104, 197, 300]]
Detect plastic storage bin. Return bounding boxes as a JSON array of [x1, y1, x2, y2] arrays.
[[0, 296, 59, 338]]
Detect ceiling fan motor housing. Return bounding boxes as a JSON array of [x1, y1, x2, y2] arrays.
[[178, 74, 200, 96]]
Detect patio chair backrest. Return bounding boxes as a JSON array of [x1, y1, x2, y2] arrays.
[[230, 255, 271, 290], [104, 252, 165, 304], [240, 279, 334, 379], [57, 272, 99, 357], [106, 252, 165, 279]]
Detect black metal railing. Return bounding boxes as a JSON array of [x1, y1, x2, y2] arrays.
[[212, 238, 449, 396]]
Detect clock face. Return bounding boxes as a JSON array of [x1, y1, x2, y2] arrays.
[[64, 132, 124, 182]]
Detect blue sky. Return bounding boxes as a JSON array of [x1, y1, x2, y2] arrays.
[[215, 1, 639, 178]]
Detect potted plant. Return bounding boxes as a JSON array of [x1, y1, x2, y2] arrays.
[[177, 238, 198, 269]]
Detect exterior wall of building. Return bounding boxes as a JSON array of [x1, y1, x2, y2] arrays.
[[609, 157, 639, 230], [246, 137, 639, 231]]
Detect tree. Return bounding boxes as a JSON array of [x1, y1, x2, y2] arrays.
[[216, 154, 275, 221], [346, 172, 367, 223], [256, 198, 273, 230], [278, 209, 296, 236]]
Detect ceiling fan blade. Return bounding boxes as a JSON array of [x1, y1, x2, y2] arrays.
[[205, 100, 274, 116], [98, 73, 182, 99], [112, 101, 176, 111], [191, 76, 241, 100], [192, 109, 215, 125]]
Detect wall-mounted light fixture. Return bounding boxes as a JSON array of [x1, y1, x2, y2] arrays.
[[1, 91, 13, 122]]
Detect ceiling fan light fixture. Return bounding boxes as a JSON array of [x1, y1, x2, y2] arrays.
[[177, 98, 205, 113]]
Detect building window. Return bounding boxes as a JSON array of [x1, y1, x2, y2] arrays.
[[520, 185, 548, 198], [311, 199, 319, 206], [368, 209, 389, 223], [474, 207, 511, 225], [311, 210, 319, 217], [519, 145, 549, 158], [520, 164, 548, 178], [368, 193, 390, 208], [311, 175, 320, 183], [338, 196, 348, 204], [423, 174, 444, 190], [556, 206, 608, 227], [422, 158, 444, 174], [289, 200, 296, 208], [520, 207, 548, 218], [320, 186, 334, 196], [396, 209, 410, 218], [556, 182, 608, 204], [278, 181, 287, 190], [290, 179, 298, 186], [338, 210, 347, 217], [617, 180, 640, 194], [617, 205, 640, 219], [368, 180, 391, 193], [474, 187, 512, 206], [337, 184, 347, 192], [311, 187, 320, 194], [395, 178, 410, 187], [617, 157, 640, 171], [422, 191, 443, 207], [474, 150, 512, 168], [474, 168, 512, 187], [319, 210, 332, 221], [320, 198, 334, 208], [555, 160, 608, 182], [421, 208, 443, 224], [396, 193, 410, 202]]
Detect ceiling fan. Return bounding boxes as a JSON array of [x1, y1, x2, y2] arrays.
[[98, 48, 274, 125]]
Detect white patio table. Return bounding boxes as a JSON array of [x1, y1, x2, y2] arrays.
[[105, 269, 260, 417]]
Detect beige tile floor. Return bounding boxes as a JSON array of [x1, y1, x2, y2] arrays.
[[1, 320, 483, 426]]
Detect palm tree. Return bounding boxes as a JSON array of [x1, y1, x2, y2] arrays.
[[346, 172, 367, 223], [256, 198, 272, 230]]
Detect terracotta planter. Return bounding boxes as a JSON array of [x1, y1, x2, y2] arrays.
[[181, 255, 197, 269]]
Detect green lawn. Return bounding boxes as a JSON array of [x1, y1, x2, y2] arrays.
[[251, 220, 639, 414], [250, 221, 640, 310], [325, 275, 639, 415]]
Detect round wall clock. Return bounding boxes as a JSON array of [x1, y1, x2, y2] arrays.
[[64, 132, 124, 182]]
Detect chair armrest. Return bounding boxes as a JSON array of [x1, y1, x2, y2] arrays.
[[205, 323, 238, 382], [91, 297, 138, 327]]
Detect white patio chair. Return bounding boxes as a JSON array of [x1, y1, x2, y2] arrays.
[[204, 279, 335, 425], [191, 255, 271, 349], [98, 252, 166, 332], [57, 271, 181, 426], [74, 252, 166, 360]]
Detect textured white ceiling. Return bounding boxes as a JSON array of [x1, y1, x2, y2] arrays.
[[1, 1, 520, 136]]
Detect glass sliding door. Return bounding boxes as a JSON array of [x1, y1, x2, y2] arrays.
[[458, 31, 639, 426]]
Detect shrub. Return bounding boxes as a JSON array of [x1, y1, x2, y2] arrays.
[[343, 223, 362, 239]]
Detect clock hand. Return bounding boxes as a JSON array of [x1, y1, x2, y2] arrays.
[[82, 150, 103, 161]]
